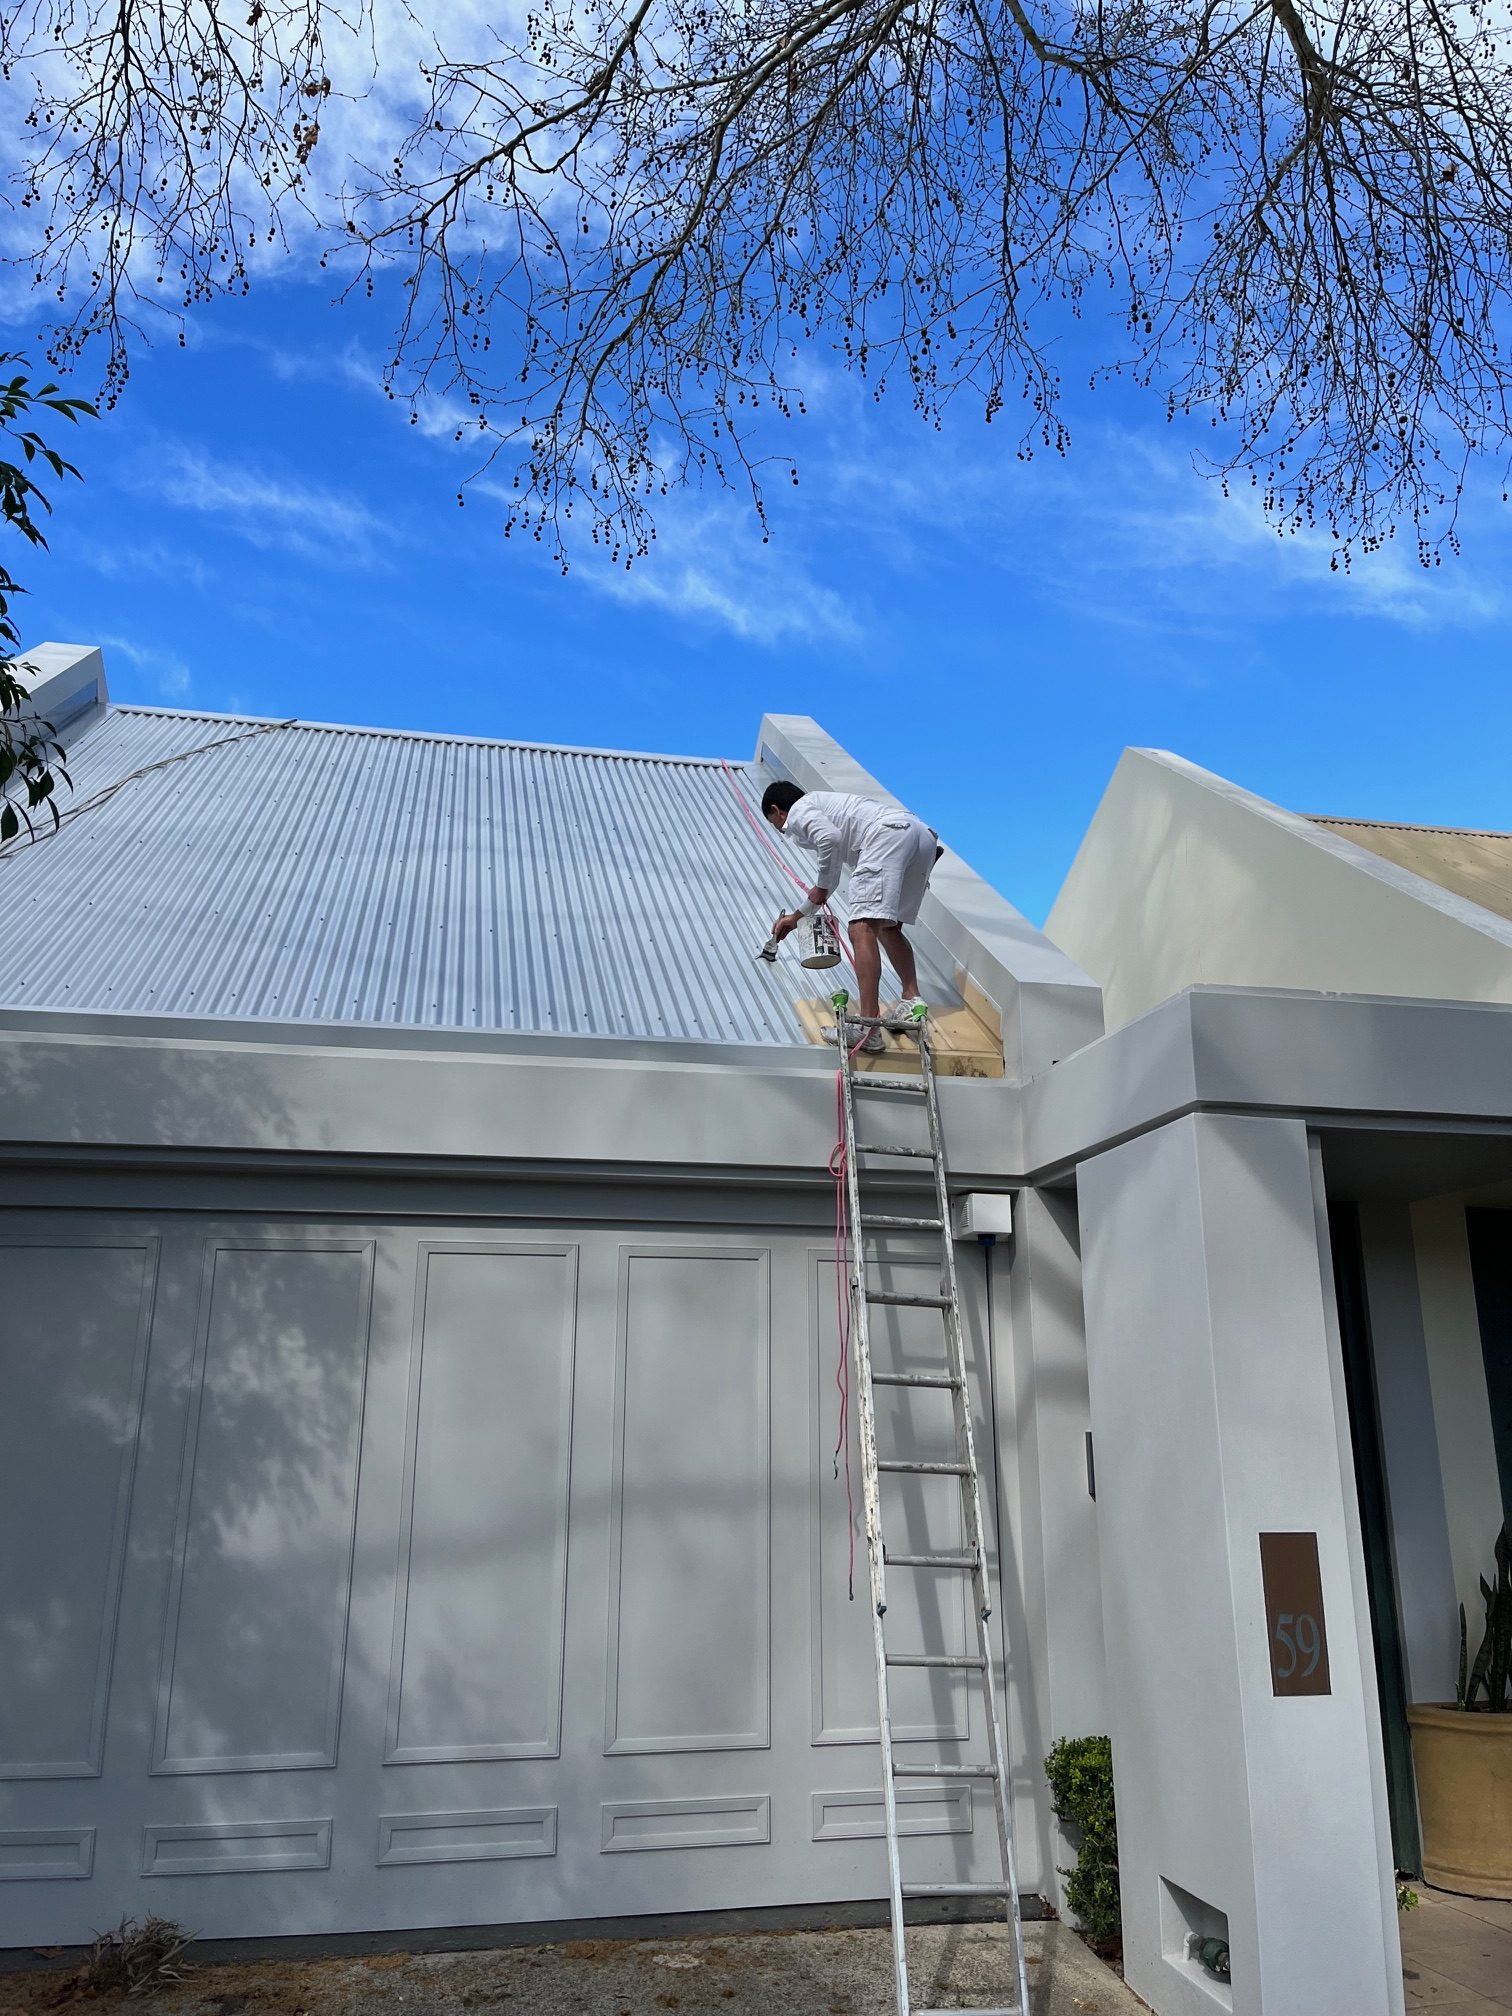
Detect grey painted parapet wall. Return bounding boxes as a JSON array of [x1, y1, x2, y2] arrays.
[[1025, 985, 1512, 1179], [758, 714, 1104, 1081], [10, 640, 109, 732], [1047, 747, 1512, 1031], [0, 1008, 1024, 1182]]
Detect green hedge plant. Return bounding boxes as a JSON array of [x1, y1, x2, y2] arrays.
[[1044, 1735, 1120, 1943]]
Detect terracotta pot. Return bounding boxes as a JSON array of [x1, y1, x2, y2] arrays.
[[1407, 1704, 1512, 1899]]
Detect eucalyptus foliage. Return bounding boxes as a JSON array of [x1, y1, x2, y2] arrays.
[[0, 360, 92, 846]]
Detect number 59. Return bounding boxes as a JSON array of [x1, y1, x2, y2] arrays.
[[1274, 1611, 1321, 1679]]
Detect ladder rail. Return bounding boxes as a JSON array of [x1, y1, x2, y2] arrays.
[[837, 1014, 1031, 2016], [919, 1032, 1033, 2016], [836, 1032, 912, 2016]]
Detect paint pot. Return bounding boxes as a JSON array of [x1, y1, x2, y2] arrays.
[[800, 914, 842, 969]]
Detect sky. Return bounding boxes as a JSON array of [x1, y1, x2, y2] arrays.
[[13, 267, 1512, 928]]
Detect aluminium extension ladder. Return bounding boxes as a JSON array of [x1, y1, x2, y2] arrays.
[[834, 1005, 1031, 2016]]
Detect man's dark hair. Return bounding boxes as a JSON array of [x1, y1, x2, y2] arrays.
[[761, 781, 805, 818]]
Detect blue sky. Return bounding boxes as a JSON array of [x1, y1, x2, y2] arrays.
[[14, 274, 1512, 926]]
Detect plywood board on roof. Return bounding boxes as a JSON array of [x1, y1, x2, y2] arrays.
[[1310, 818, 1512, 926], [792, 996, 1003, 1078]]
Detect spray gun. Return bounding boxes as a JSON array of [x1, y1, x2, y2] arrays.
[[755, 911, 842, 970]]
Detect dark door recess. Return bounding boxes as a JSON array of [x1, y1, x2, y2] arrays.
[[1465, 1210, 1512, 1533], [1329, 1201, 1421, 1877]]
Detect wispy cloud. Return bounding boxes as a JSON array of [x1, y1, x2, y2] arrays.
[[131, 442, 393, 565], [259, 331, 510, 451], [73, 534, 213, 592], [97, 633, 194, 701], [826, 404, 1508, 635], [564, 493, 863, 647], [1068, 429, 1506, 632]]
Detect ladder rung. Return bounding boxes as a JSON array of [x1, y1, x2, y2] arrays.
[[855, 1077, 926, 1094], [866, 1289, 951, 1309], [915, 2007, 1019, 2013], [870, 1371, 959, 1389], [902, 1882, 1011, 1899], [885, 1550, 980, 1569], [893, 1762, 999, 1779], [855, 1142, 935, 1158], [885, 1652, 986, 1669], [878, 1459, 971, 1475], [860, 1213, 943, 1231], [843, 1013, 921, 1028]]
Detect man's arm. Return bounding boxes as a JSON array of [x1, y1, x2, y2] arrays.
[[787, 800, 842, 898]]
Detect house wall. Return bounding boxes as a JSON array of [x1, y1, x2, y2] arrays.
[[1045, 751, 1512, 1032]]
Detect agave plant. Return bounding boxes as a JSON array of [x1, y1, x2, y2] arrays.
[[1457, 1522, 1511, 1712]]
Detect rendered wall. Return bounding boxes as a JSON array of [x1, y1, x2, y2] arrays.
[[1078, 1113, 1402, 2016], [1046, 750, 1512, 1032]]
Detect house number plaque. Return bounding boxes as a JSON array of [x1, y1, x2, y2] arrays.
[[1259, 1532, 1331, 1696]]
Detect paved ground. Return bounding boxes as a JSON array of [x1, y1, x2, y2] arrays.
[[0, 1920, 1143, 2016], [1401, 1888, 1512, 2011]]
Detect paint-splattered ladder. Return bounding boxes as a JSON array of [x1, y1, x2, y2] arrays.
[[835, 1010, 1031, 2016]]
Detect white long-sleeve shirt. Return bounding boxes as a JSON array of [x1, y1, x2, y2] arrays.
[[783, 791, 903, 896]]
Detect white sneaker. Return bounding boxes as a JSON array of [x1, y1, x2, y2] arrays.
[[885, 996, 929, 1029], [824, 1023, 886, 1054]]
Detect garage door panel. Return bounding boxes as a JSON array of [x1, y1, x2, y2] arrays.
[[387, 1242, 578, 1763], [0, 1238, 157, 1780], [154, 1239, 375, 1774], [605, 1248, 771, 1756]]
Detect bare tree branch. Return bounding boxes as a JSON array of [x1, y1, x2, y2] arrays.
[[5, 0, 1512, 565]]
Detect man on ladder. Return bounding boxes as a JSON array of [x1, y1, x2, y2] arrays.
[[761, 782, 940, 1052], [759, 776, 1028, 2013]]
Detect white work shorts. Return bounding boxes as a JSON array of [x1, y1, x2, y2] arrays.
[[847, 814, 938, 925]]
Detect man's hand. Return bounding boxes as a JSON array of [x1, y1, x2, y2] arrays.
[[771, 911, 801, 943], [807, 886, 829, 906]]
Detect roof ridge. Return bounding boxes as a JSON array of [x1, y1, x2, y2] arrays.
[[1307, 812, 1512, 844], [110, 703, 746, 768]]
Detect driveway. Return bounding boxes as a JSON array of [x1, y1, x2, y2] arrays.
[[1, 1919, 1144, 2016]]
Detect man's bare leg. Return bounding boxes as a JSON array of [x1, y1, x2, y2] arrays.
[[875, 923, 920, 1002], [850, 919, 883, 1020]]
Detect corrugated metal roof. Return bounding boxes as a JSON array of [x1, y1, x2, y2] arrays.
[[1309, 814, 1512, 928], [0, 704, 957, 1045]]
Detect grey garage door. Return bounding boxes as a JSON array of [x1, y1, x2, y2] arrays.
[[0, 1204, 1014, 1945]]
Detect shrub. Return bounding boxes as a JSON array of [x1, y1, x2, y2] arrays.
[[1044, 1735, 1120, 1942], [1457, 1521, 1511, 1712], [57, 1917, 194, 2001]]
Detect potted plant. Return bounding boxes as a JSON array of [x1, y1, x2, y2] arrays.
[[1407, 1522, 1512, 1898]]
